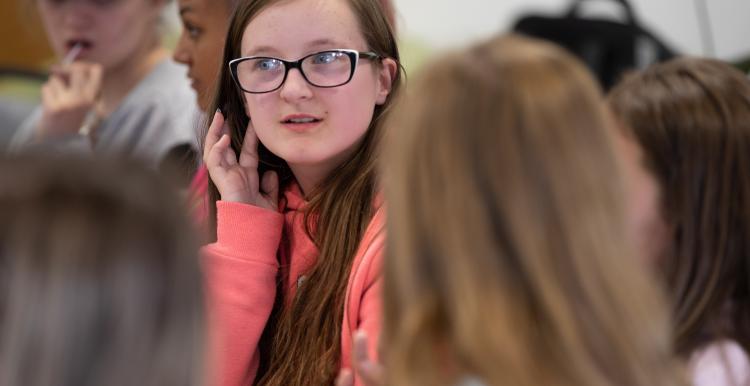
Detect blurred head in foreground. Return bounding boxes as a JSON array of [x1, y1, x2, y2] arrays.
[[382, 34, 684, 386], [0, 156, 204, 386]]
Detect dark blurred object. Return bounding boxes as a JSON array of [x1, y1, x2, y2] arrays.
[[159, 143, 200, 189], [735, 56, 750, 74], [513, 0, 676, 90]]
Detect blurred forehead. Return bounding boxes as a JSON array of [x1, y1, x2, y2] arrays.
[[179, 0, 230, 15], [240, 0, 367, 58], [37, 0, 158, 11]]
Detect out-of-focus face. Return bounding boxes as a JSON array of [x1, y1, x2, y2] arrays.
[[36, 0, 163, 71], [237, 0, 395, 180], [614, 129, 671, 263], [173, 0, 231, 111]]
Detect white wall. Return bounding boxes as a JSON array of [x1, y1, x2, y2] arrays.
[[394, 0, 750, 60]]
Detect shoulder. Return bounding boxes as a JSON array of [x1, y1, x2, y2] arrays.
[[690, 339, 750, 386], [128, 59, 198, 123], [341, 204, 386, 326], [353, 204, 386, 282], [115, 59, 200, 158]]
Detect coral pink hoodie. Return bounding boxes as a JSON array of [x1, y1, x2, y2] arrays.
[[202, 183, 384, 386]]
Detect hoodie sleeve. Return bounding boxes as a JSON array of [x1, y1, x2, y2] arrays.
[[355, 274, 383, 386], [339, 203, 386, 386], [353, 237, 384, 386], [201, 201, 284, 386]]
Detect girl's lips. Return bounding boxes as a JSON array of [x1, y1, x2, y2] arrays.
[[280, 114, 323, 132], [64, 41, 94, 60], [66, 40, 93, 50], [281, 119, 323, 133]]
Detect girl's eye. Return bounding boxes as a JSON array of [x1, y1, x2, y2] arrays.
[[255, 59, 282, 71], [312, 52, 342, 65], [188, 26, 202, 39], [182, 22, 202, 39]]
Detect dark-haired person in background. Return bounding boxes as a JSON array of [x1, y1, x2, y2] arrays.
[[609, 57, 750, 386]]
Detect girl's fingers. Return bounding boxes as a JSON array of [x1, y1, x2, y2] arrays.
[[47, 76, 65, 97], [49, 62, 101, 101], [223, 140, 238, 166], [49, 65, 70, 84], [352, 330, 384, 386], [357, 361, 384, 386], [204, 111, 226, 163], [353, 330, 370, 364], [335, 369, 354, 386], [49, 64, 63, 76], [44, 79, 64, 108], [238, 121, 259, 169], [205, 134, 231, 171], [68, 64, 86, 95]]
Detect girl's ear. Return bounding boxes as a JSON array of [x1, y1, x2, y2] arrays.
[[375, 58, 398, 105]]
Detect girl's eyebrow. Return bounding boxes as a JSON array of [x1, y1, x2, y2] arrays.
[[178, 5, 193, 16], [306, 38, 344, 49], [243, 46, 281, 57], [244, 38, 350, 58]]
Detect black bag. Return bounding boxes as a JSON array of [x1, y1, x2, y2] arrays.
[[513, 0, 676, 89]]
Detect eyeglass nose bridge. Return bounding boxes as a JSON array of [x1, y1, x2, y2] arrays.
[[278, 58, 314, 90]]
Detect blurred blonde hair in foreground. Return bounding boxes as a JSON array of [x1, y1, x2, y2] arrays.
[[0, 156, 204, 386], [382, 34, 685, 386]]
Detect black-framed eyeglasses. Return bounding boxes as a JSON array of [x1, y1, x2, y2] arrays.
[[229, 49, 380, 94]]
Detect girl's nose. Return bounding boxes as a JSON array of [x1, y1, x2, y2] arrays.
[[60, 2, 96, 30], [279, 68, 313, 101]]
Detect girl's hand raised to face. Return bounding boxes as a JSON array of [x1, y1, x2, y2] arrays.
[[336, 330, 384, 386], [204, 110, 279, 210], [37, 62, 103, 139]]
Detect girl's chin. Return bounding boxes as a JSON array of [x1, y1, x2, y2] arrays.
[[280, 155, 324, 166]]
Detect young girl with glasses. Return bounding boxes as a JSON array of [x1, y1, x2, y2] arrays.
[[173, 0, 395, 238], [200, 0, 400, 385]]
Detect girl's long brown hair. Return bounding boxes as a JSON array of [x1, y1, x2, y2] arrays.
[[608, 58, 750, 357], [383, 35, 684, 386], [204, 0, 401, 384]]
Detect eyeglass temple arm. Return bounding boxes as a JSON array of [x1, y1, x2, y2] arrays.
[[358, 52, 381, 60]]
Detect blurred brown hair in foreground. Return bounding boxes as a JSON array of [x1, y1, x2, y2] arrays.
[[382, 34, 685, 386], [608, 57, 750, 360], [0, 156, 205, 386]]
